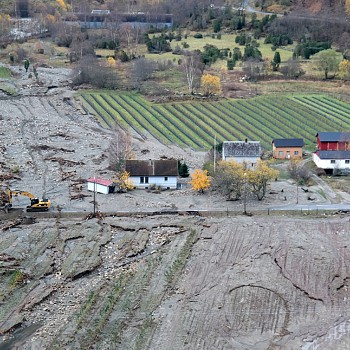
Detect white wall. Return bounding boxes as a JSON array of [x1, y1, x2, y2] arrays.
[[130, 176, 177, 189], [313, 154, 350, 170], [87, 182, 110, 194]]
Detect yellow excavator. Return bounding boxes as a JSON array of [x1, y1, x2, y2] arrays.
[[1, 189, 51, 212]]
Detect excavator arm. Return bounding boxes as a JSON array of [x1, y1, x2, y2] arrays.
[[11, 190, 35, 199]]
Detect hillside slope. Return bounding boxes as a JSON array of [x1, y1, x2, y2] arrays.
[[290, 0, 347, 15]]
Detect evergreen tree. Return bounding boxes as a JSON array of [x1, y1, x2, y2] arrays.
[[272, 51, 281, 70], [178, 160, 189, 177], [24, 58, 30, 72]]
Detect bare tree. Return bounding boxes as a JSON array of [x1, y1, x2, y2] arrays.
[[0, 15, 11, 44], [119, 24, 144, 59], [108, 127, 134, 172], [280, 58, 305, 79], [130, 57, 156, 88], [242, 58, 265, 81], [72, 55, 119, 88], [181, 51, 203, 94], [288, 159, 312, 185], [70, 32, 95, 61]]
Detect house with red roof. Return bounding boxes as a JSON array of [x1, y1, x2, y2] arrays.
[[313, 132, 350, 175], [87, 178, 118, 194]]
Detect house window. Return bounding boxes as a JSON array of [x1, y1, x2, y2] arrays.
[[164, 176, 168, 181], [140, 176, 149, 184], [346, 160, 350, 164], [278, 151, 283, 156], [294, 151, 299, 156], [330, 160, 336, 164]]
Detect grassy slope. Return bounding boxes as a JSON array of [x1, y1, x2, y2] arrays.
[[144, 33, 295, 68]]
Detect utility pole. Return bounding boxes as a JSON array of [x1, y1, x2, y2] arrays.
[[243, 172, 247, 215], [296, 178, 299, 204], [93, 176, 96, 215], [213, 135, 216, 174]]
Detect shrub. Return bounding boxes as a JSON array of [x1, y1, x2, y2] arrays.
[[227, 59, 235, 70], [193, 33, 203, 39]]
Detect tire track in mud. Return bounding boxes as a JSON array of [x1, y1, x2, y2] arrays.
[[149, 219, 350, 350], [11, 97, 50, 193], [273, 221, 350, 306]]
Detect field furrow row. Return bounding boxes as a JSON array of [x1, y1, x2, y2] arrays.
[[80, 92, 350, 151]]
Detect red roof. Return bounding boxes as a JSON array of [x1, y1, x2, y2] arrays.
[[87, 178, 114, 186]]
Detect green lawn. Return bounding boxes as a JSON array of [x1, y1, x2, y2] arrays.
[[145, 32, 295, 66]]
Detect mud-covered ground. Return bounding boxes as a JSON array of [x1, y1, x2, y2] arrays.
[[2, 214, 350, 350], [1, 65, 350, 350]]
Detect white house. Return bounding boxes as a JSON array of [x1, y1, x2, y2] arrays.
[[125, 159, 178, 189], [313, 151, 350, 175], [87, 178, 118, 194], [222, 140, 261, 169]]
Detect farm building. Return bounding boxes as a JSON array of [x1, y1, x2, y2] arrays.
[[316, 132, 350, 151], [74, 12, 173, 29], [87, 178, 118, 194], [313, 151, 350, 175], [222, 140, 261, 169], [313, 132, 350, 175], [125, 159, 178, 189], [272, 138, 304, 159]]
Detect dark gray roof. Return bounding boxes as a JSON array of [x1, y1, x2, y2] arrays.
[[317, 132, 350, 142], [125, 160, 178, 176], [223, 141, 261, 157], [272, 138, 304, 148], [316, 151, 350, 159]]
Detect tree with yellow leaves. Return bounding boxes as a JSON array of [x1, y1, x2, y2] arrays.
[[56, 0, 68, 12], [189, 169, 211, 193], [346, 0, 350, 15], [339, 59, 350, 81], [246, 160, 279, 200], [113, 171, 134, 192], [201, 74, 221, 97], [107, 56, 116, 67], [212, 160, 245, 200], [45, 14, 56, 24]]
